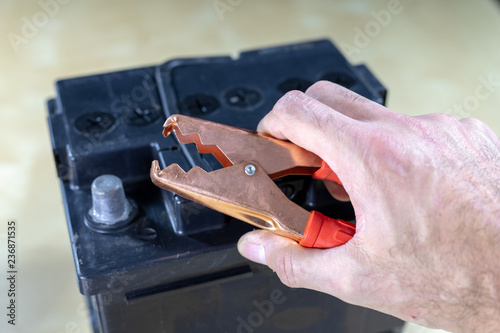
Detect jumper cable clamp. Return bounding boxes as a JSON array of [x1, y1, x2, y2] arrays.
[[151, 114, 355, 248]]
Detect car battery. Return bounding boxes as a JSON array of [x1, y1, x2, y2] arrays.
[[47, 40, 403, 333]]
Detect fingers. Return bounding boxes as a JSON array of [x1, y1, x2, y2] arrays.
[[237, 230, 359, 299], [257, 89, 361, 170], [257, 82, 394, 159], [304, 81, 392, 121], [257, 83, 389, 186]]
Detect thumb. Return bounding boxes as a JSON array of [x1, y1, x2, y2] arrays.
[[237, 230, 358, 298]]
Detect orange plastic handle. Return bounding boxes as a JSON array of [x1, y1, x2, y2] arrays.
[[312, 161, 342, 185], [299, 211, 355, 248]]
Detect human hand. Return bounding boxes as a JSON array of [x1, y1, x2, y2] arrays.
[[237, 81, 500, 332]]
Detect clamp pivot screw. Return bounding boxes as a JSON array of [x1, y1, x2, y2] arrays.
[[245, 164, 256, 176]]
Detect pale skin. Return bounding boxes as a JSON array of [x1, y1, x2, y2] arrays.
[[237, 81, 500, 333]]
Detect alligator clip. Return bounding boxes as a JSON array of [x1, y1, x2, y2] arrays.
[[150, 114, 355, 248]]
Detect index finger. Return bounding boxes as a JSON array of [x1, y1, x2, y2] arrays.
[[305, 81, 392, 121], [257, 90, 363, 177]]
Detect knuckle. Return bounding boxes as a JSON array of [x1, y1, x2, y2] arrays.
[[399, 116, 436, 137], [272, 248, 302, 288], [399, 116, 458, 147], [362, 128, 416, 178], [307, 80, 366, 105], [424, 113, 458, 123], [305, 80, 333, 96], [460, 117, 488, 130], [326, 81, 366, 105], [459, 118, 500, 153], [272, 90, 306, 116], [279, 89, 306, 105], [336, 85, 365, 104]]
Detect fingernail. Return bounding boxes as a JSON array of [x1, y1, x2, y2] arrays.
[[256, 120, 266, 133], [238, 241, 267, 265]]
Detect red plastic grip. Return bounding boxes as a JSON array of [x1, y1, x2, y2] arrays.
[[312, 161, 342, 185], [299, 211, 355, 248]]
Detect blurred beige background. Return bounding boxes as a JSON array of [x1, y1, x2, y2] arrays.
[[1, 1, 499, 332]]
